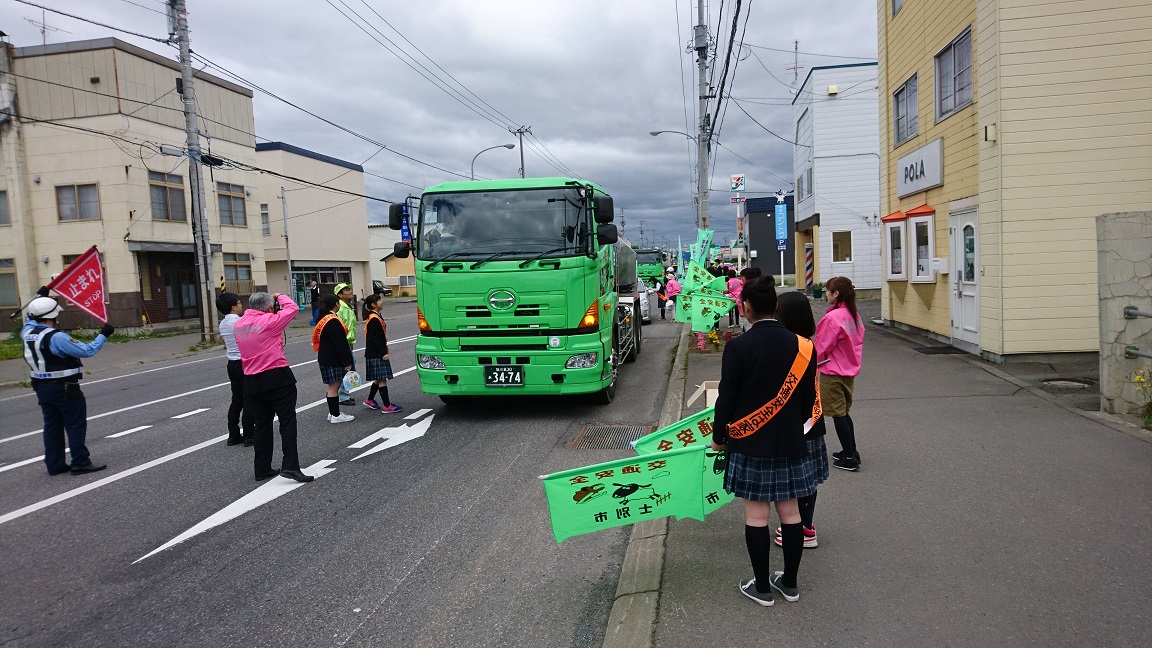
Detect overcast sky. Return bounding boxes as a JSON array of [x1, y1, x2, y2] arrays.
[[4, 0, 877, 250]]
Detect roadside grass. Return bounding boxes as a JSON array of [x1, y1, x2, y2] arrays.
[[1, 328, 178, 361]]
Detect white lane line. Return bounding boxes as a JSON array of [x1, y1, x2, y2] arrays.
[[404, 408, 432, 420], [1, 346, 418, 444], [349, 415, 434, 461], [106, 425, 153, 439], [0, 435, 227, 526], [133, 459, 338, 563], [0, 457, 43, 473], [171, 408, 209, 419]]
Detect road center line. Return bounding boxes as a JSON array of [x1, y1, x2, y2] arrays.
[[0, 435, 228, 526], [106, 425, 153, 439]]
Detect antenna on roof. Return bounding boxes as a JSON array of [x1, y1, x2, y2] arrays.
[[24, 10, 71, 46]]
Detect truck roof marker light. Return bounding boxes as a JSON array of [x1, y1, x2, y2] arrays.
[[579, 299, 599, 329], [417, 307, 430, 332]]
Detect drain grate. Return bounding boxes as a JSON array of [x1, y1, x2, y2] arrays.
[[570, 424, 653, 449], [1043, 378, 1093, 389], [914, 346, 968, 355]]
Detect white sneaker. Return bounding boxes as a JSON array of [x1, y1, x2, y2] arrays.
[[327, 412, 355, 424]]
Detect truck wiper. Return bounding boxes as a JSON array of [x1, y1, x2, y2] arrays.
[[517, 246, 574, 269], [425, 252, 474, 271], [469, 250, 530, 270]]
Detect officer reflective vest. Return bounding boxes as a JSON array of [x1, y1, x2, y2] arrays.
[[23, 325, 83, 381]]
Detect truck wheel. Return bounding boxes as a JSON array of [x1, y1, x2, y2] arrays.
[[596, 371, 617, 404], [439, 395, 471, 406], [624, 313, 639, 363], [596, 330, 620, 403]]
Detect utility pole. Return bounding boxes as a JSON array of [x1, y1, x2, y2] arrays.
[[694, 1, 711, 231], [172, 0, 215, 342], [509, 126, 530, 178], [280, 187, 294, 300]]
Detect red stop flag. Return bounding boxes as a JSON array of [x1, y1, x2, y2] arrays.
[[46, 246, 108, 323]]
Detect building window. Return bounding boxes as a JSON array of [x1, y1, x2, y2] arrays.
[[0, 190, 10, 225], [223, 253, 252, 281], [149, 171, 187, 221], [796, 174, 805, 201], [0, 258, 16, 307], [885, 221, 907, 280], [893, 0, 903, 15], [217, 183, 247, 227], [963, 224, 976, 282], [806, 168, 813, 198], [910, 214, 935, 282], [832, 231, 853, 262], [56, 184, 101, 221], [399, 274, 416, 287], [936, 28, 973, 121], [260, 203, 271, 236], [894, 74, 918, 146]]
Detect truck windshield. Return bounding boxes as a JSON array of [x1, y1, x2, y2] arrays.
[[636, 252, 663, 264], [415, 188, 590, 261]]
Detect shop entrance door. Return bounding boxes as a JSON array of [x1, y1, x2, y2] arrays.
[[949, 210, 979, 352], [165, 269, 199, 320]]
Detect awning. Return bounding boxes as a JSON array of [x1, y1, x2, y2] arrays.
[[905, 204, 935, 217], [880, 210, 906, 223], [127, 241, 222, 254]]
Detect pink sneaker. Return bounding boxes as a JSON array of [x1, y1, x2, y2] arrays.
[[380, 403, 403, 413], [363, 399, 381, 410], [774, 526, 818, 548]]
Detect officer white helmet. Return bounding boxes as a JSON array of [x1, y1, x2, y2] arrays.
[[28, 296, 63, 320]]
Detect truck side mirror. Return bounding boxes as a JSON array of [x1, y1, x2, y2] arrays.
[[388, 203, 404, 230], [594, 195, 614, 224], [597, 223, 618, 245], [393, 240, 411, 258]]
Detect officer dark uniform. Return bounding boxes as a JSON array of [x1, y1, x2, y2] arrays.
[[22, 294, 113, 476]]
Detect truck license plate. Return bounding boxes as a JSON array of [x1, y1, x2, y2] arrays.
[[484, 365, 524, 387]]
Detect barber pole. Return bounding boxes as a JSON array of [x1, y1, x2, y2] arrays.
[[804, 243, 814, 289]]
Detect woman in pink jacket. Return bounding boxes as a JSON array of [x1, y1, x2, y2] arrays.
[[813, 276, 865, 472]]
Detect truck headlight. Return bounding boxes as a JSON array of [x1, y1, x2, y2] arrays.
[[565, 352, 599, 369], [418, 354, 446, 370]]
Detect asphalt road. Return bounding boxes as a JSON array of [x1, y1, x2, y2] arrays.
[[0, 301, 681, 647]]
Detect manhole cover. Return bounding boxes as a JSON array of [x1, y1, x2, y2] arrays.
[[1043, 379, 1092, 389], [570, 424, 653, 449], [914, 346, 968, 355]]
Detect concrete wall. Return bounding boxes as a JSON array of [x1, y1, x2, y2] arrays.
[[1097, 212, 1152, 416]]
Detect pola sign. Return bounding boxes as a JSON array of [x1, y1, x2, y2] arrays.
[[896, 138, 943, 198]]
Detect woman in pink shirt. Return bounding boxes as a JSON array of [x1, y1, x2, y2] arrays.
[[724, 268, 744, 328], [813, 276, 865, 472]]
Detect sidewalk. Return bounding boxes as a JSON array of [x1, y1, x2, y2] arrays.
[[607, 295, 1152, 647]]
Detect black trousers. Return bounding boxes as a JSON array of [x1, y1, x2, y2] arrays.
[[34, 380, 91, 473], [247, 382, 300, 475], [226, 360, 254, 441]]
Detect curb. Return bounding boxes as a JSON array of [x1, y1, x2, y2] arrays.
[[602, 322, 688, 648], [871, 324, 1152, 444]]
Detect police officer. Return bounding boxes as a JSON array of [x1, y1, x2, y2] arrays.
[[22, 290, 113, 476]]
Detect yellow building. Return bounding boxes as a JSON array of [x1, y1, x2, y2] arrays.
[[877, 0, 1152, 360]]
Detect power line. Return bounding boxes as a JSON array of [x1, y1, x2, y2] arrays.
[[741, 41, 875, 61], [729, 97, 810, 148], [13, 0, 171, 43], [116, 0, 168, 17]]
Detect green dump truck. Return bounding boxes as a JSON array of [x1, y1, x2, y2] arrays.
[[636, 248, 665, 288], [389, 177, 640, 404]]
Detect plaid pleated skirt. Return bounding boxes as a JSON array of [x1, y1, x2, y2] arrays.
[[724, 451, 817, 502], [365, 357, 394, 381], [804, 436, 829, 485], [319, 364, 346, 385]]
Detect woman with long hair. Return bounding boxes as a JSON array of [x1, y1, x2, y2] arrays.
[[712, 276, 819, 606], [362, 294, 403, 413], [774, 291, 825, 548], [814, 276, 865, 471]]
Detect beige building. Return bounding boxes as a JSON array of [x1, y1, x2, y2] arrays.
[[254, 142, 371, 307], [877, 0, 1152, 360], [0, 38, 261, 332], [368, 223, 416, 297]]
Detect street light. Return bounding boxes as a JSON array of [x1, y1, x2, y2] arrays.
[[471, 144, 516, 180], [650, 130, 710, 230]]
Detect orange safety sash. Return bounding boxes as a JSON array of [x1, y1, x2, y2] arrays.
[[312, 313, 348, 352], [364, 312, 384, 336], [727, 337, 814, 440]]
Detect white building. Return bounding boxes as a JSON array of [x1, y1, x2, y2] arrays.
[[792, 62, 882, 291]]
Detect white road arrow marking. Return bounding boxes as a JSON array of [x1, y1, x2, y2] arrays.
[[133, 459, 338, 563], [349, 414, 435, 461], [403, 408, 432, 420]]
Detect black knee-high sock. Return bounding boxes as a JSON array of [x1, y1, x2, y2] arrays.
[[779, 522, 804, 588], [798, 490, 818, 529], [368, 383, 379, 401], [379, 385, 390, 406], [744, 525, 773, 593], [326, 396, 339, 416], [833, 415, 857, 455]]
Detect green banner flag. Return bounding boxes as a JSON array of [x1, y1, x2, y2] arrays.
[[690, 290, 735, 332], [632, 407, 734, 518], [682, 260, 712, 293], [695, 230, 714, 263], [674, 289, 693, 323], [541, 446, 706, 542]]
